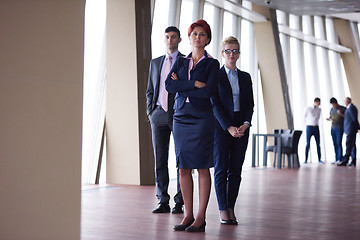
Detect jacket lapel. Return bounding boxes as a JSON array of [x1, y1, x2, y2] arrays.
[[221, 66, 232, 95]]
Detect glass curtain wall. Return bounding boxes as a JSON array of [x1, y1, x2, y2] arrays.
[[151, 0, 170, 58], [277, 9, 353, 163], [82, 0, 107, 184], [178, 0, 194, 55], [203, 3, 215, 56]]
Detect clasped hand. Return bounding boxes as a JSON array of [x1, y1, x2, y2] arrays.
[[171, 72, 206, 88], [227, 125, 248, 138]]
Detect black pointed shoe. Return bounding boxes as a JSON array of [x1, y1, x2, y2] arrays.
[[185, 222, 206, 232], [152, 203, 170, 213], [173, 218, 194, 231]]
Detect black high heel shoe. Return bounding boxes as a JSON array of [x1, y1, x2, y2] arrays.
[[173, 218, 195, 231], [185, 222, 206, 232]]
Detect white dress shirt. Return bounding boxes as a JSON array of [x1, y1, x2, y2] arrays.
[[304, 106, 321, 126]]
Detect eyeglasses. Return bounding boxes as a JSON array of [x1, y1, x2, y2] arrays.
[[223, 49, 240, 55]]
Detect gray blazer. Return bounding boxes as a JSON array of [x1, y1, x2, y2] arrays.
[[146, 52, 183, 116]]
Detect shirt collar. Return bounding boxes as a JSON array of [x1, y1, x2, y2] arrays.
[[167, 51, 178, 60], [224, 65, 237, 75]]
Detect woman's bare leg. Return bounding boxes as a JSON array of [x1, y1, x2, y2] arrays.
[[179, 168, 194, 224], [192, 168, 211, 227]]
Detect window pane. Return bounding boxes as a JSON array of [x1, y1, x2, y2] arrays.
[[223, 11, 233, 40], [151, 0, 170, 58], [178, 0, 194, 55], [83, 0, 107, 184], [240, 19, 251, 72], [203, 3, 215, 56]]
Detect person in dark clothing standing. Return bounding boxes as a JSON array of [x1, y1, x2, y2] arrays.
[[212, 36, 254, 225], [337, 97, 360, 167], [146, 26, 184, 214], [327, 97, 346, 164]]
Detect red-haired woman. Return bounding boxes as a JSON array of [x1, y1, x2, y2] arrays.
[[166, 19, 219, 233]]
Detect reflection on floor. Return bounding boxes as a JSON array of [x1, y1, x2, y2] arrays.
[[81, 164, 360, 240]]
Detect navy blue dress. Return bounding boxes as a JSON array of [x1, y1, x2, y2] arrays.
[[165, 51, 219, 169]]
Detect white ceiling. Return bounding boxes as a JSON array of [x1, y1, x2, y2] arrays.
[[246, 0, 360, 19]]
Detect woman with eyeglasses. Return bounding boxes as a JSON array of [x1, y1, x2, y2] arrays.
[[212, 36, 254, 225], [165, 19, 219, 233]]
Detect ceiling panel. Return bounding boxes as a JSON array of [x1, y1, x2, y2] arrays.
[[246, 0, 360, 16]]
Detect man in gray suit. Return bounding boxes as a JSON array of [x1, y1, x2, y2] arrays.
[[146, 26, 184, 213]]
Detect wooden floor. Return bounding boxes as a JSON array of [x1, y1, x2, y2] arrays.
[[81, 164, 360, 240]]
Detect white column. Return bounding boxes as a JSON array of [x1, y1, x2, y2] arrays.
[[168, 0, 181, 26], [193, 0, 204, 21], [326, 17, 345, 100], [296, 15, 307, 128], [212, 6, 224, 61], [303, 16, 320, 103], [316, 16, 333, 100]]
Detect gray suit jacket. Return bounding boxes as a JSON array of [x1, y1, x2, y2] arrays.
[[146, 52, 183, 116]]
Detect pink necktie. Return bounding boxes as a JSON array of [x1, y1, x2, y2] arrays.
[[160, 56, 172, 112]]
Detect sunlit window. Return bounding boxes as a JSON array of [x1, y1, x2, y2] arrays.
[[178, 0, 194, 55], [203, 3, 215, 56], [151, 0, 170, 58], [240, 19, 251, 72], [82, 0, 106, 184], [340, 58, 351, 97], [303, 42, 316, 101], [223, 11, 233, 39]]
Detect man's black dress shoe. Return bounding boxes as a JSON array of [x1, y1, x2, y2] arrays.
[[337, 161, 347, 166], [171, 203, 184, 214], [347, 159, 356, 167], [220, 218, 233, 225], [152, 203, 170, 213], [230, 219, 238, 225], [185, 222, 206, 232], [173, 218, 194, 231]]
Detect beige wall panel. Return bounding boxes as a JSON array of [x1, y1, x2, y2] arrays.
[[106, 0, 141, 185], [0, 1, 84, 239], [334, 19, 360, 107], [254, 22, 288, 132]]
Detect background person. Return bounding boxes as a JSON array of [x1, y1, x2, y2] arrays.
[[326, 97, 346, 164], [304, 98, 323, 164], [337, 97, 360, 167]]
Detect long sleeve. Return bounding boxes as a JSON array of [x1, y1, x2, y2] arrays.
[[179, 60, 219, 99], [165, 57, 195, 93], [146, 60, 155, 115], [241, 72, 254, 124], [212, 88, 232, 130]]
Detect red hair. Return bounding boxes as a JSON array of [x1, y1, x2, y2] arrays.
[[188, 19, 212, 45]]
